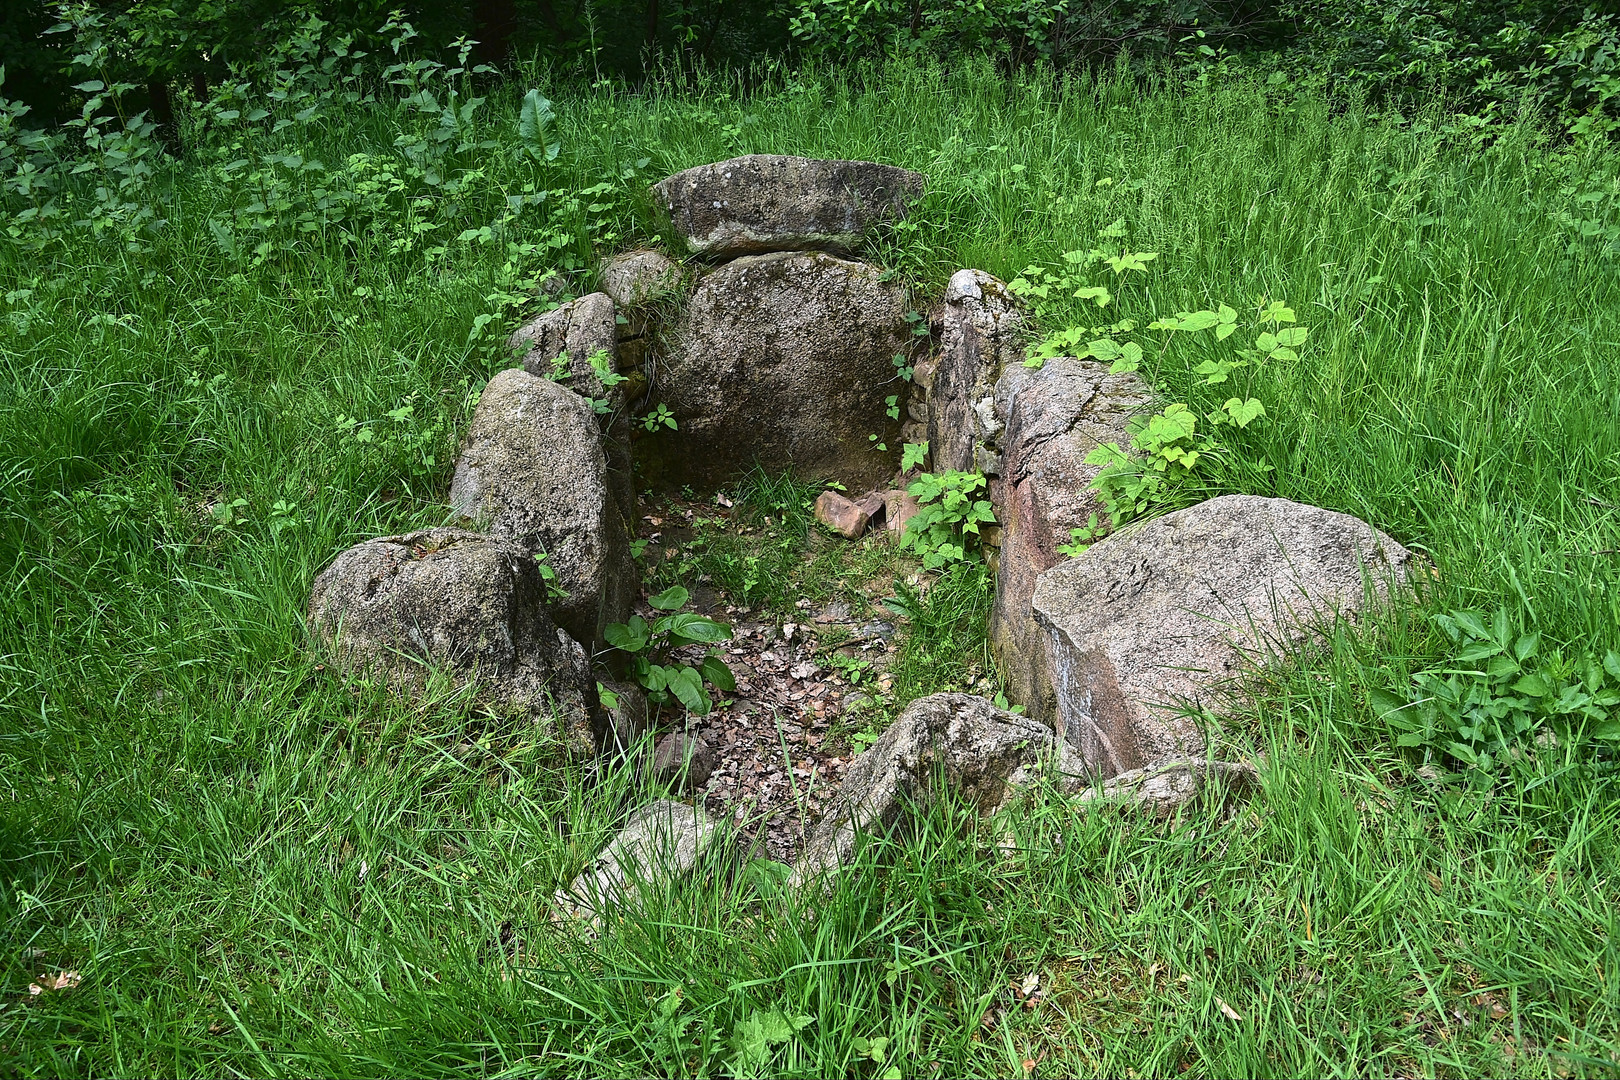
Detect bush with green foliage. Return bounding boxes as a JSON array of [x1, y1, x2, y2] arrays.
[[1371, 608, 1620, 778], [898, 470, 995, 571]]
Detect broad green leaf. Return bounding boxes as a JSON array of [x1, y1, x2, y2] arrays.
[[1215, 321, 1238, 340], [1603, 650, 1620, 679], [901, 441, 929, 472], [517, 89, 559, 162], [701, 653, 736, 691], [648, 584, 689, 611], [1111, 340, 1144, 373], [1367, 687, 1408, 718], [664, 613, 731, 645], [1256, 331, 1278, 352], [644, 664, 670, 693], [1455, 641, 1503, 662], [1491, 608, 1511, 647], [1514, 632, 1540, 663], [1511, 673, 1552, 697], [1275, 326, 1308, 347], [1176, 310, 1220, 331], [1073, 285, 1111, 306], [668, 666, 707, 712], [1223, 397, 1265, 428], [1452, 611, 1490, 640]]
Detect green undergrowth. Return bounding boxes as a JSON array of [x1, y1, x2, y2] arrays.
[[1, 50, 1618, 1078]]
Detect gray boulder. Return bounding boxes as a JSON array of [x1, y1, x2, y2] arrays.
[[652, 731, 716, 791], [600, 249, 683, 316], [655, 251, 909, 490], [1033, 494, 1412, 776], [653, 155, 925, 259], [557, 800, 726, 923], [930, 270, 1026, 474], [449, 369, 636, 649], [791, 693, 1087, 886], [989, 358, 1152, 720], [307, 527, 604, 752], [508, 293, 636, 526]]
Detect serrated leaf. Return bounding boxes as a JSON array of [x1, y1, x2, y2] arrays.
[[518, 89, 559, 162], [1512, 673, 1553, 697], [1367, 687, 1408, 718], [1215, 321, 1237, 340], [1256, 331, 1277, 352]]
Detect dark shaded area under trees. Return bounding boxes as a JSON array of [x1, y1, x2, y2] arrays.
[[1, 1, 1615, 151]]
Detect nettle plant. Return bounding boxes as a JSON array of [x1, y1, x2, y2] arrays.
[[899, 470, 996, 571], [1371, 608, 1620, 779], [603, 585, 735, 716], [1011, 234, 1306, 545]]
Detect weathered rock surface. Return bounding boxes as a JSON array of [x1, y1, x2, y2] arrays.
[[600, 249, 684, 311], [654, 155, 925, 259], [989, 358, 1153, 719], [1033, 494, 1412, 776], [601, 676, 650, 752], [657, 251, 909, 490], [510, 292, 618, 389], [1074, 758, 1260, 816], [930, 270, 1026, 474], [883, 488, 921, 538], [307, 527, 604, 751], [557, 800, 725, 922], [791, 693, 1087, 886], [508, 292, 636, 525], [449, 369, 636, 648], [653, 731, 716, 791]]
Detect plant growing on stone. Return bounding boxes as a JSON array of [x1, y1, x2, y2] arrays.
[[900, 470, 996, 571], [1370, 608, 1620, 779], [642, 403, 677, 431], [603, 585, 735, 716]]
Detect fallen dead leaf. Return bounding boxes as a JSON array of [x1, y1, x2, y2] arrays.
[[1215, 995, 1243, 1021], [1426, 871, 1444, 894], [28, 970, 82, 996]]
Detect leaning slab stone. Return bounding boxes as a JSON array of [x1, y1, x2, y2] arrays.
[[989, 358, 1152, 720], [557, 800, 726, 923], [657, 250, 909, 490], [653, 155, 926, 259], [930, 270, 1026, 474], [1033, 494, 1412, 777], [307, 527, 604, 752], [449, 369, 636, 649], [508, 293, 636, 526], [791, 693, 1087, 887]]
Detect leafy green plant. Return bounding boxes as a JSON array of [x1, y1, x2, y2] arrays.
[[901, 441, 929, 473], [642, 403, 677, 431], [1371, 609, 1620, 778], [727, 1008, 814, 1079], [517, 89, 560, 163], [1084, 403, 1211, 523], [899, 470, 995, 571], [603, 585, 735, 716], [1056, 512, 1103, 558]]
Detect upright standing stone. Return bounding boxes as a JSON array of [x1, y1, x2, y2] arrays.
[[307, 528, 605, 752], [989, 357, 1152, 720], [930, 270, 1026, 475], [656, 250, 910, 490], [449, 369, 637, 649]]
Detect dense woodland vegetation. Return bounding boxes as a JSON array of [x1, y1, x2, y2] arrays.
[[1, 3, 1618, 1077]]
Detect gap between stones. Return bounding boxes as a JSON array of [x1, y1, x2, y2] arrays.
[[308, 154, 1415, 917]]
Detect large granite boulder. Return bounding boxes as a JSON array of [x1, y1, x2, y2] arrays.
[[307, 527, 604, 752], [1033, 494, 1413, 776], [449, 369, 636, 649], [508, 293, 635, 525], [653, 155, 925, 260], [930, 270, 1026, 474], [989, 358, 1153, 720], [655, 250, 910, 490], [791, 693, 1087, 886]]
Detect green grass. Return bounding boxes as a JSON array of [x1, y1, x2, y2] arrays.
[[1, 50, 1618, 1076]]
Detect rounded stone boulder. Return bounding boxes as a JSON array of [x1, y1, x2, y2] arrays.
[[654, 250, 910, 490], [307, 527, 605, 752], [653, 154, 925, 260], [449, 369, 636, 649], [1032, 494, 1413, 777]]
